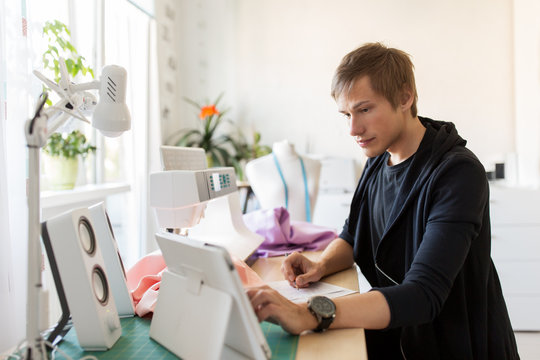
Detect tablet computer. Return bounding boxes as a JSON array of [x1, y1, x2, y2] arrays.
[[150, 231, 271, 360]]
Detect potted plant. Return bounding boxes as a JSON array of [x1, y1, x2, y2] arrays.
[[167, 93, 272, 176], [38, 20, 97, 190], [43, 130, 96, 190], [167, 93, 237, 168]]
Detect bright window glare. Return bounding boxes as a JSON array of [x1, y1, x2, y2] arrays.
[[71, 1, 97, 73], [27, 0, 69, 73]]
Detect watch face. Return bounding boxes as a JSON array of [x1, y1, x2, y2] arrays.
[[311, 296, 336, 317]]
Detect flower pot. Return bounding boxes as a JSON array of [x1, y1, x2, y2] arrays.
[[44, 155, 79, 190], [206, 154, 214, 168]]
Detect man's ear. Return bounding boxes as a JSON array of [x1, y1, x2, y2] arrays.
[[400, 87, 414, 112]]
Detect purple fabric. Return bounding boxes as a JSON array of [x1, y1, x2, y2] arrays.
[[243, 207, 337, 258]]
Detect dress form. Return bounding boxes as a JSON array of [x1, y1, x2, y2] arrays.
[[245, 140, 321, 222]]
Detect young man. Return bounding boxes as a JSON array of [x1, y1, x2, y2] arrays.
[[247, 43, 520, 359]]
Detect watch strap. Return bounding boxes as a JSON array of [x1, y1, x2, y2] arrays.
[[307, 296, 336, 332], [314, 314, 334, 332]]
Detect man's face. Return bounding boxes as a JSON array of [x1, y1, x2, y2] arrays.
[[337, 76, 407, 158]]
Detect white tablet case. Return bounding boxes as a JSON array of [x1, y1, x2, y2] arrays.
[[150, 232, 271, 360]]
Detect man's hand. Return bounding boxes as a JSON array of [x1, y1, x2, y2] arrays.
[[247, 285, 317, 335], [281, 252, 325, 288]]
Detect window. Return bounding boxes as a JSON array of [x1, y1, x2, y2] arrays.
[[28, 0, 158, 267]]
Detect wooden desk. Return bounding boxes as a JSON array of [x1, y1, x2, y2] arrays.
[[251, 252, 368, 360]]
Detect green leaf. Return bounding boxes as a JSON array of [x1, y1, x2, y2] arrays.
[[44, 130, 96, 159], [182, 97, 202, 109], [65, 58, 74, 73], [48, 45, 59, 56], [40, 19, 96, 86], [213, 92, 225, 107], [174, 129, 202, 146]]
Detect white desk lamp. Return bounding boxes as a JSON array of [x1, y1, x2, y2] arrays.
[[23, 58, 130, 359]]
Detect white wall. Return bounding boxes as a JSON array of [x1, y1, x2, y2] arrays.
[[513, 0, 540, 187], [231, 0, 514, 165], [163, 0, 237, 142], [169, 0, 540, 185]]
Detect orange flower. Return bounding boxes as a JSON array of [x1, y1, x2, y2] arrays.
[[199, 105, 219, 119]]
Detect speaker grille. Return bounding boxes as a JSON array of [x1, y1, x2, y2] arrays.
[[78, 217, 96, 255], [92, 265, 110, 305]]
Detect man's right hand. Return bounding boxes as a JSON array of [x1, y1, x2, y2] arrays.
[[281, 252, 325, 288]]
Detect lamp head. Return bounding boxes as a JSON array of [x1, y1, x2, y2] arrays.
[[92, 65, 131, 137]]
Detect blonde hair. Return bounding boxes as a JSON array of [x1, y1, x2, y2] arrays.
[[331, 42, 418, 117]]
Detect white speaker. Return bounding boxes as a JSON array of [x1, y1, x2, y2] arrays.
[[42, 207, 121, 350], [89, 202, 135, 317]]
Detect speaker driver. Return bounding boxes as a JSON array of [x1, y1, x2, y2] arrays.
[[79, 217, 96, 255], [92, 266, 109, 305]]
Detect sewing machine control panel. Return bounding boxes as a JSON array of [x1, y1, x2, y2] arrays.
[[197, 167, 237, 200], [210, 172, 232, 192]]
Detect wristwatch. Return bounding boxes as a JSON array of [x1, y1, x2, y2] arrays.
[[307, 296, 336, 332]]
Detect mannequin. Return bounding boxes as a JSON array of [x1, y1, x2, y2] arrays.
[[245, 140, 321, 222]]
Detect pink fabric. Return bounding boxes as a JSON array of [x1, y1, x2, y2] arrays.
[[126, 251, 264, 317], [126, 251, 166, 317], [242, 207, 338, 257]]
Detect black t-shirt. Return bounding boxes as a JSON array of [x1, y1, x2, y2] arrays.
[[364, 152, 416, 359], [368, 152, 415, 248]]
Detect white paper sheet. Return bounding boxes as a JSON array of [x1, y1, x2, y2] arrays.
[[267, 280, 357, 303]]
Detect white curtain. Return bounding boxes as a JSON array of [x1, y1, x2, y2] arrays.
[[102, 0, 161, 265], [0, 0, 160, 352], [0, 0, 33, 353]]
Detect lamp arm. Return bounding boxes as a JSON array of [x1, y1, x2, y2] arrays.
[[46, 111, 74, 135], [32, 70, 62, 97], [43, 97, 93, 135], [71, 80, 100, 92], [25, 98, 74, 148]]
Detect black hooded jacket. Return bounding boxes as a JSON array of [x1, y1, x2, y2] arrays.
[[340, 117, 519, 359]]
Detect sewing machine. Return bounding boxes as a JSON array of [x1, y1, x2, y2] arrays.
[[151, 146, 264, 260], [148, 146, 270, 359]]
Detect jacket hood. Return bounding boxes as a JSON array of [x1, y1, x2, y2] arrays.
[[380, 116, 468, 244], [413, 117, 467, 187], [347, 116, 468, 239], [419, 117, 466, 162]]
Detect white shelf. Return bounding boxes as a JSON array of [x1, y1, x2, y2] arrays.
[[489, 184, 540, 330]]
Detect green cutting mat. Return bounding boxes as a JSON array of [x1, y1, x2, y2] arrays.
[[55, 317, 298, 359], [260, 321, 298, 360]]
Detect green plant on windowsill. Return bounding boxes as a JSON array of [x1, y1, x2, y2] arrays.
[[39, 20, 97, 190], [43, 130, 96, 190], [42, 20, 94, 105]]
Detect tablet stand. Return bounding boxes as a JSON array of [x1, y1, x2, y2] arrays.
[[149, 232, 271, 360]]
